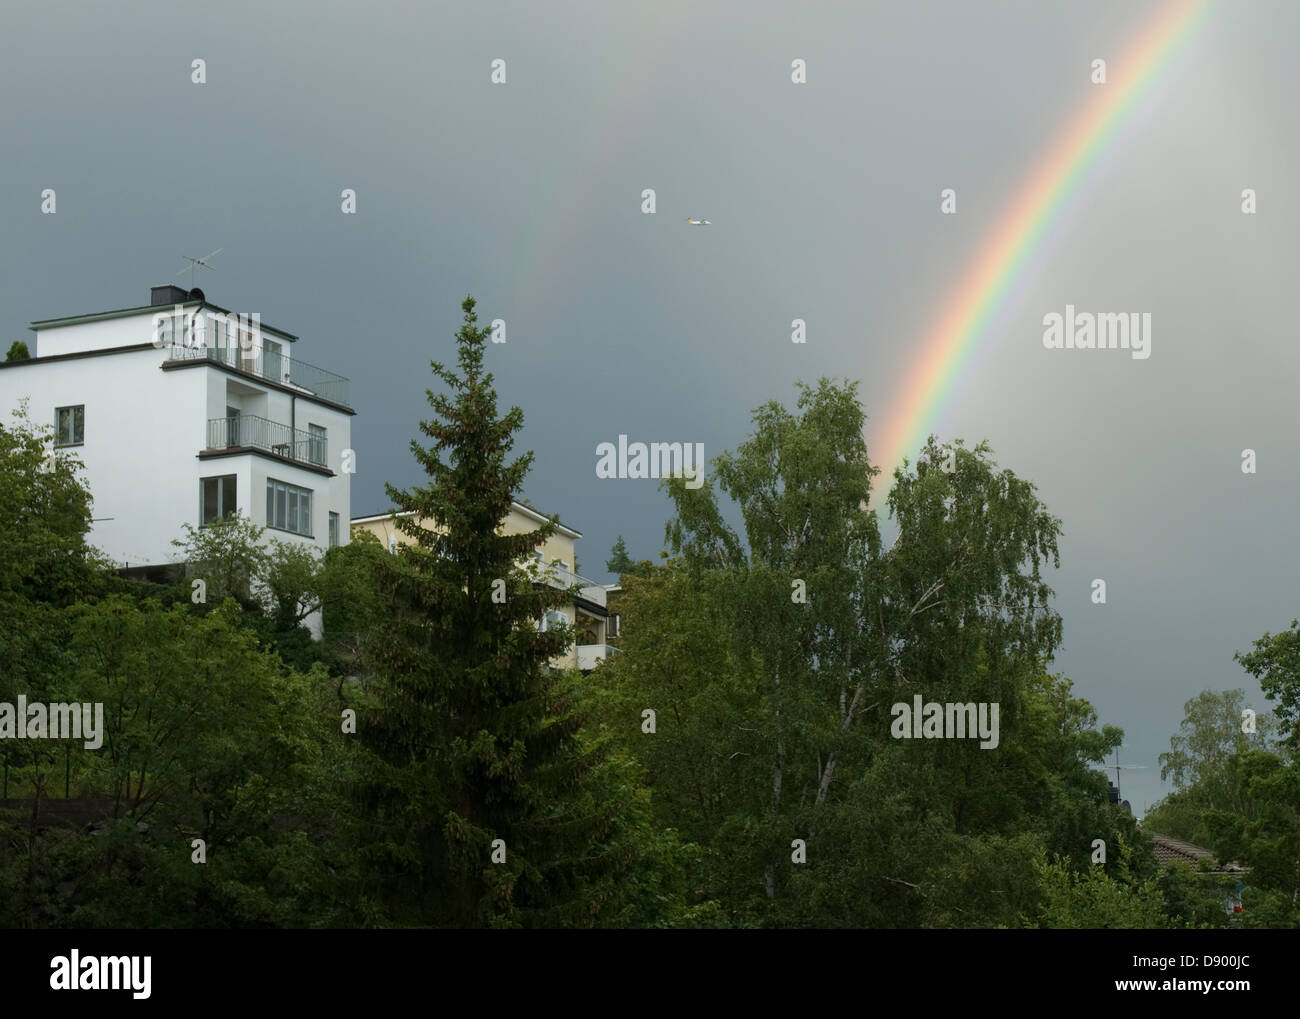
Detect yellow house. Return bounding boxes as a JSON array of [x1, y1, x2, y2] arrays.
[[351, 502, 618, 672]]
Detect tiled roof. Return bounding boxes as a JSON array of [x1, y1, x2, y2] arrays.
[[1147, 832, 1248, 873]]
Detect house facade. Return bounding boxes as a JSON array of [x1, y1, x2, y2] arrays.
[[0, 285, 353, 620], [352, 503, 618, 672]]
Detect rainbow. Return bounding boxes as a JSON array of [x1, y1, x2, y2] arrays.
[[518, 4, 691, 313], [871, 0, 1213, 491]]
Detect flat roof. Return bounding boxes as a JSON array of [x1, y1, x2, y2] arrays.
[[31, 300, 298, 341]]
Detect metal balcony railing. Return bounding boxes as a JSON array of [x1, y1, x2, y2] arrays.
[[207, 415, 328, 467], [169, 344, 350, 408], [535, 562, 607, 606]]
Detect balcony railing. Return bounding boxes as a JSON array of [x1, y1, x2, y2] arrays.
[[207, 415, 328, 468], [576, 644, 622, 671], [535, 562, 607, 607], [169, 344, 351, 408]]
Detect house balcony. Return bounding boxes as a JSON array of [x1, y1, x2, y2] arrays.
[[168, 344, 351, 408], [536, 562, 607, 608], [206, 415, 328, 468], [576, 644, 621, 671]]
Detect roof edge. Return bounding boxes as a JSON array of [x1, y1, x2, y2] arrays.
[[354, 502, 582, 539], [30, 301, 298, 341]]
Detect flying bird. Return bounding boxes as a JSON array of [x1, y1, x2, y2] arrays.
[[686, 217, 711, 225]]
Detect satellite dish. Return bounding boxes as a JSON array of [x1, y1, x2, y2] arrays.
[[188, 288, 205, 302]]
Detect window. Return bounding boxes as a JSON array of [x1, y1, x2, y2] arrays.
[[153, 313, 178, 349], [540, 609, 568, 633], [328, 512, 339, 548], [236, 325, 256, 370], [55, 405, 85, 446], [212, 317, 237, 367], [308, 424, 327, 467], [200, 475, 237, 525], [264, 339, 283, 383], [265, 478, 313, 536], [185, 311, 203, 349]]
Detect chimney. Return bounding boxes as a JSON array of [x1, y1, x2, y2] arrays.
[[151, 284, 191, 306]]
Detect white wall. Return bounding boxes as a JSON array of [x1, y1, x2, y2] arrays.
[[0, 346, 351, 569], [31, 304, 296, 361], [30, 309, 163, 357], [1, 345, 206, 564]]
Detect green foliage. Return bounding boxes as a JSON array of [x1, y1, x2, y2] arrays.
[[1147, 677, 1300, 929], [351, 296, 667, 927], [6, 341, 1297, 931], [169, 512, 380, 675], [1151, 862, 1236, 929], [0, 404, 103, 609], [1141, 789, 1204, 844], [605, 534, 656, 580], [0, 406, 111, 788], [1201, 750, 1300, 927], [606, 535, 635, 575], [0, 596, 345, 928], [1236, 621, 1300, 754], [592, 383, 1132, 927], [317, 529, 389, 672], [1025, 837, 1168, 929], [0, 408, 354, 929], [1147, 689, 1282, 847], [172, 513, 268, 611], [5, 341, 30, 361], [1158, 689, 1278, 791]]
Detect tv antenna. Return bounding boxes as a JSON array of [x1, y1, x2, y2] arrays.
[[177, 248, 222, 289], [1102, 747, 1147, 801]]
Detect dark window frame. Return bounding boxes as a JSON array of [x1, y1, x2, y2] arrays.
[[265, 477, 314, 538], [199, 474, 238, 526], [54, 405, 85, 447]]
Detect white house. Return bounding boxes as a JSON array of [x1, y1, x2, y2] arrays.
[[0, 284, 353, 629]]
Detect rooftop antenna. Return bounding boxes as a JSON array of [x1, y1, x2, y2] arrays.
[[1103, 747, 1147, 801], [176, 248, 222, 290]]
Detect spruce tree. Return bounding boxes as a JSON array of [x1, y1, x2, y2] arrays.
[[355, 296, 623, 927], [605, 535, 635, 575]]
